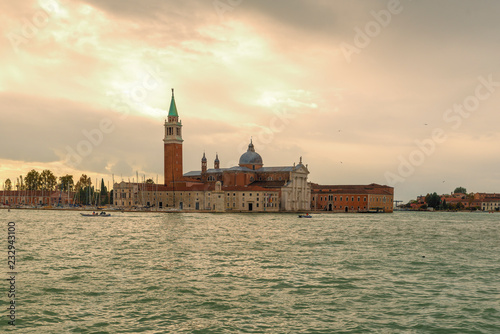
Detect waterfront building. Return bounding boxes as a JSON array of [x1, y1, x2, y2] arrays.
[[481, 199, 500, 211], [0, 190, 75, 207], [113, 181, 281, 212], [310, 184, 394, 213], [113, 89, 393, 213], [411, 192, 500, 210], [476, 193, 500, 211], [114, 89, 309, 212]]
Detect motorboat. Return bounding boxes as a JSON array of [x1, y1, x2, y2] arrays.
[[80, 212, 111, 217]]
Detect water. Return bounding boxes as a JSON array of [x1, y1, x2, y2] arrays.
[[1, 210, 499, 333]]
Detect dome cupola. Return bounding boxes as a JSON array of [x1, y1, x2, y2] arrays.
[[238, 139, 263, 170]]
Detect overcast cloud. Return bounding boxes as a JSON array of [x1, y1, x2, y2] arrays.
[[1, 0, 500, 201]]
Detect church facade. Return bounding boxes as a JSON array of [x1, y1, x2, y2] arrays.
[[113, 90, 311, 212]]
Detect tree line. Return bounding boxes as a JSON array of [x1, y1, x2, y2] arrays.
[[2, 170, 117, 206]]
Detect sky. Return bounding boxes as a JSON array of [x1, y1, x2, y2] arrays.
[[1, 0, 500, 202]]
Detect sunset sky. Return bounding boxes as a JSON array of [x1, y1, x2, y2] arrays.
[[2, 0, 500, 202]]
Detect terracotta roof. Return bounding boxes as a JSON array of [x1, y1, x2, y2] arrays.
[[311, 183, 393, 195]]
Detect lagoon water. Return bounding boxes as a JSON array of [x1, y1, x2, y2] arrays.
[[1, 210, 499, 333]]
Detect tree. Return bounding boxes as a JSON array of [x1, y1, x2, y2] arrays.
[[100, 179, 108, 205], [40, 170, 57, 191], [425, 192, 441, 209], [145, 178, 154, 184], [25, 170, 40, 190], [16, 177, 26, 190], [75, 174, 92, 191], [75, 175, 92, 205], [4, 179, 12, 191], [454, 187, 467, 194], [59, 175, 74, 191]]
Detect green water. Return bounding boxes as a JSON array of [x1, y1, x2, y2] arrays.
[[1, 210, 499, 333]]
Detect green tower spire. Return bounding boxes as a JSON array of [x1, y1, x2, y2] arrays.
[[168, 88, 178, 117]]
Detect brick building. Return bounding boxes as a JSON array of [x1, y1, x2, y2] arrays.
[[311, 184, 394, 213], [0, 190, 75, 207]]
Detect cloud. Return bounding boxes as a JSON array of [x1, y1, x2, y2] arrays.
[[1, 0, 500, 201]]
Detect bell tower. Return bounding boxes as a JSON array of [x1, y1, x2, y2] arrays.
[[201, 152, 207, 173], [164, 89, 183, 186], [214, 153, 220, 169]]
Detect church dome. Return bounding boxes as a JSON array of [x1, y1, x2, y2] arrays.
[[239, 140, 263, 166]]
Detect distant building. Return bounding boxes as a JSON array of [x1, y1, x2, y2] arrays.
[[476, 193, 500, 211], [0, 190, 75, 206], [113, 89, 393, 213], [481, 199, 500, 211], [310, 184, 394, 213], [411, 192, 500, 210]]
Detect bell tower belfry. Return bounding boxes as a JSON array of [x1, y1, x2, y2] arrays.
[[164, 89, 184, 186]]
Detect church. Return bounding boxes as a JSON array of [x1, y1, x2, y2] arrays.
[[113, 90, 311, 212]]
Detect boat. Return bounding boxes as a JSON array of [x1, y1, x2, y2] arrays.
[[80, 212, 111, 217], [298, 213, 312, 218]]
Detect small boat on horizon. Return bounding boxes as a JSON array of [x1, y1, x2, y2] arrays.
[[80, 212, 111, 217], [298, 213, 312, 218]]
